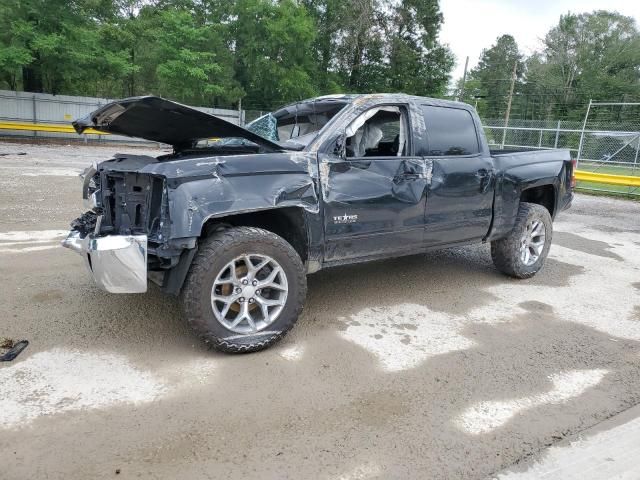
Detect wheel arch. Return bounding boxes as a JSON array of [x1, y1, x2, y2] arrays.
[[200, 207, 310, 263], [487, 176, 559, 242], [161, 207, 313, 296], [520, 184, 557, 218]]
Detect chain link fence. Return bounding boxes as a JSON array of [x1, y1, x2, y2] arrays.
[[484, 102, 640, 197], [2, 91, 638, 196], [483, 119, 584, 155], [243, 109, 268, 125]]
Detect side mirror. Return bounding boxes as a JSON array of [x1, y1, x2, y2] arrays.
[[333, 133, 346, 158]]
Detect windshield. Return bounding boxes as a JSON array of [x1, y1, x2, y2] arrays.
[[198, 98, 348, 150], [246, 113, 279, 142], [246, 99, 348, 147]]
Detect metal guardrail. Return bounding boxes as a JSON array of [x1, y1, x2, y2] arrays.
[[0, 120, 106, 135], [575, 170, 640, 187]]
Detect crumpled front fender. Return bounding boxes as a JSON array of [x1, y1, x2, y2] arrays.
[[165, 158, 320, 239]]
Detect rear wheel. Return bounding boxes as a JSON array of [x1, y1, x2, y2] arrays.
[[491, 202, 552, 279], [182, 227, 306, 353]]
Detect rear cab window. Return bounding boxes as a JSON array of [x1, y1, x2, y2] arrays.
[[421, 105, 479, 156]]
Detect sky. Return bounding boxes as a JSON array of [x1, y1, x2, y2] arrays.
[[439, 0, 640, 81]]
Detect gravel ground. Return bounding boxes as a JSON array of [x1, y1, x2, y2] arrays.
[[0, 142, 639, 480]]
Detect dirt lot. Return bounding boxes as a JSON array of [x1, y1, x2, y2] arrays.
[[1, 142, 639, 480]]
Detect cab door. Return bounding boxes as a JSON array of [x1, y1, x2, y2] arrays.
[[419, 104, 495, 246], [321, 105, 428, 263]]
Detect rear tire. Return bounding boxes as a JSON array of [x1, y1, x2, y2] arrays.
[[182, 227, 307, 353], [491, 202, 552, 279]]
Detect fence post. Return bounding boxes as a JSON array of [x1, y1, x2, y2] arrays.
[[576, 99, 592, 166], [32, 95, 37, 138], [554, 120, 560, 148], [634, 136, 640, 166], [633, 135, 640, 192]]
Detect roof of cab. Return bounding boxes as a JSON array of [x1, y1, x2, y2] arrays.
[[283, 93, 474, 112]]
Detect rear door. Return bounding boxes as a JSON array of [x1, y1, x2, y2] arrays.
[[322, 105, 428, 263], [420, 104, 495, 245]]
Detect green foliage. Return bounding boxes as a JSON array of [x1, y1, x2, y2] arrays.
[[232, 0, 318, 108], [464, 35, 524, 119], [386, 0, 454, 96], [2, 1, 638, 118], [0, 0, 454, 108], [525, 10, 640, 120], [460, 11, 640, 121]]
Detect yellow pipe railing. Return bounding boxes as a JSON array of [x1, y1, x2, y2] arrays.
[[0, 120, 107, 135], [575, 170, 640, 187]]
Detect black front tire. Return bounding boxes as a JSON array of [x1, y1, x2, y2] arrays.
[[182, 227, 307, 353], [491, 202, 553, 279]]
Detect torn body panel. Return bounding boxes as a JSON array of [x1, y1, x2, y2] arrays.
[[320, 156, 428, 262], [77, 150, 322, 293], [92, 151, 319, 235], [486, 150, 572, 241]]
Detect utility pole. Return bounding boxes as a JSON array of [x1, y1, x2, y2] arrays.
[[238, 97, 243, 126], [501, 60, 518, 148], [458, 56, 469, 102]]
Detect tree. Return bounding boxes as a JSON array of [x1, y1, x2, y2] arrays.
[[306, 0, 454, 96], [0, 0, 138, 96], [231, 0, 318, 109], [386, 0, 454, 97], [130, 4, 237, 105], [0, 19, 32, 90], [300, 0, 349, 92], [525, 10, 640, 120], [465, 34, 524, 119], [0, 0, 456, 108]]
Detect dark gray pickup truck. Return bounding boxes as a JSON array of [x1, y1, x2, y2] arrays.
[[63, 94, 574, 353]]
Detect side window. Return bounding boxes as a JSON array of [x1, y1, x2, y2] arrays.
[[345, 106, 408, 158], [422, 105, 479, 156]]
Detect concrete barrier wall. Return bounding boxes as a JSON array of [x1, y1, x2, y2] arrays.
[[0, 90, 240, 143]]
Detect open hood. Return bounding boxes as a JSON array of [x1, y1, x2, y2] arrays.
[[72, 96, 285, 152]]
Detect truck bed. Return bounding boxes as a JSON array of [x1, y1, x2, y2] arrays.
[[490, 147, 545, 156]]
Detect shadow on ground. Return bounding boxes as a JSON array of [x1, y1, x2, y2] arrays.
[[2, 244, 639, 479]]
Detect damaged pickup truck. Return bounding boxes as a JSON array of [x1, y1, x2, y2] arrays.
[[63, 94, 574, 353]]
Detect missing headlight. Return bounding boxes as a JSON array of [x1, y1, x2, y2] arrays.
[[81, 162, 101, 210]]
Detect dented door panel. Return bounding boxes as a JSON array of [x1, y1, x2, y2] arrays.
[[321, 156, 427, 262]]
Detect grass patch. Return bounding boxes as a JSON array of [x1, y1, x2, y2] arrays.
[[575, 186, 640, 201], [576, 161, 640, 198], [577, 162, 640, 176]]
